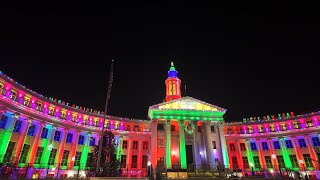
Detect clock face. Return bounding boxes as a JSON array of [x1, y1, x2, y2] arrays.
[[186, 123, 192, 130], [185, 123, 193, 134]]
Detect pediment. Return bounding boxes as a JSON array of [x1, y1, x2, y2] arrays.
[[149, 96, 226, 112]]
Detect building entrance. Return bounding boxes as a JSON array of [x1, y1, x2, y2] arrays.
[[186, 145, 194, 168]]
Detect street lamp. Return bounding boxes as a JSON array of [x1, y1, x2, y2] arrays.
[[299, 160, 308, 180], [147, 161, 151, 177], [249, 162, 254, 176], [46, 144, 53, 178]]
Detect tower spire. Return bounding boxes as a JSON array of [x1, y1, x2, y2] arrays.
[[165, 62, 182, 102]]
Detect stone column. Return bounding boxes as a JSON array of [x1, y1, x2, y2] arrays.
[[56, 129, 68, 166], [217, 121, 229, 168], [291, 137, 303, 169], [116, 136, 123, 161], [68, 131, 79, 170], [305, 135, 318, 169], [150, 119, 158, 172], [165, 120, 172, 169], [203, 121, 214, 167], [138, 139, 143, 177], [29, 123, 44, 165], [268, 139, 279, 171], [178, 120, 187, 169], [127, 138, 132, 177], [191, 121, 200, 169], [256, 139, 266, 170], [15, 117, 32, 163], [80, 133, 91, 170], [41, 126, 56, 168], [245, 139, 255, 171], [279, 137, 292, 168], [236, 140, 243, 172]]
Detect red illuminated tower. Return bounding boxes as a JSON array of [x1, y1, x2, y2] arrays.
[[165, 62, 181, 102]]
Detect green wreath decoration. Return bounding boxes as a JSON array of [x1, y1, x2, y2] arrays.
[[185, 123, 194, 134]]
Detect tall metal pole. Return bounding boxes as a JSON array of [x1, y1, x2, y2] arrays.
[[95, 60, 114, 176]]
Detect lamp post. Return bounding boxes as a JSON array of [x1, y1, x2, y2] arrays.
[[299, 160, 308, 180], [271, 154, 280, 176], [249, 163, 254, 176], [46, 144, 53, 178], [147, 161, 151, 177]]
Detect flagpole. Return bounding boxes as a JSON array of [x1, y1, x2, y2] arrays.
[[95, 59, 114, 176]]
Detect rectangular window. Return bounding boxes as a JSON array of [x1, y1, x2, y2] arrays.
[[41, 127, 49, 139], [3, 141, 15, 163], [66, 133, 73, 143], [285, 140, 293, 148], [19, 144, 30, 163], [49, 108, 55, 116], [61, 150, 69, 166], [74, 152, 81, 166], [0, 115, 8, 129], [157, 124, 164, 131], [54, 131, 61, 142], [48, 149, 57, 165], [86, 153, 93, 168], [312, 137, 320, 147], [13, 120, 22, 133], [265, 156, 273, 168], [126, 125, 131, 131], [60, 112, 66, 119], [262, 142, 268, 150], [133, 141, 138, 149], [197, 126, 201, 133], [157, 139, 163, 148], [240, 143, 246, 151], [131, 155, 137, 168], [298, 139, 307, 148], [121, 155, 127, 168], [269, 125, 275, 132], [143, 141, 148, 150], [273, 141, 281, 150], [10, 90, 17, 101], [212, 141, 216, 149], [293, 122, 300, 129], [89, 137, 95, 146], [306, 120, 314, 127], [253, 156, 261, 169], [211, 125, 215, 132], [230, 143, 235, 151], [34, 147, 44, 164], [36, 102, 42, 111], [232, 157, 238, 168], [24, 97, 30, 107], [122, 140, 128, 149], [277, 155, 285, 168], [171, 125, 175, 131], [250, 142, 257, 151], [142, 155, 148, 168], [27, 124, 36, 136], [303, 154, 313, 168], [290, 155, 299, 168], [134, 125, 140, 132], [242, 157, 249, 169], [157, 157, 164, 167], [78, 135, 85, 145]]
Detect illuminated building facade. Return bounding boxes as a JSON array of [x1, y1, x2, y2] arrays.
[[1, 63, 319, 179], [224, 112, 320, 179]]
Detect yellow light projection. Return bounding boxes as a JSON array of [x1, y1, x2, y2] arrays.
[[158, 99, 218, 111]]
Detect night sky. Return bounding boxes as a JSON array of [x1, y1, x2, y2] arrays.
[[1, 2, 319, 122]]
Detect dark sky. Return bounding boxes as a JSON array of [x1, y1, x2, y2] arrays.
[[1, 2, 319, 122]]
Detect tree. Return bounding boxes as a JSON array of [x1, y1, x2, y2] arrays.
[[88, 130, 121, 177]]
